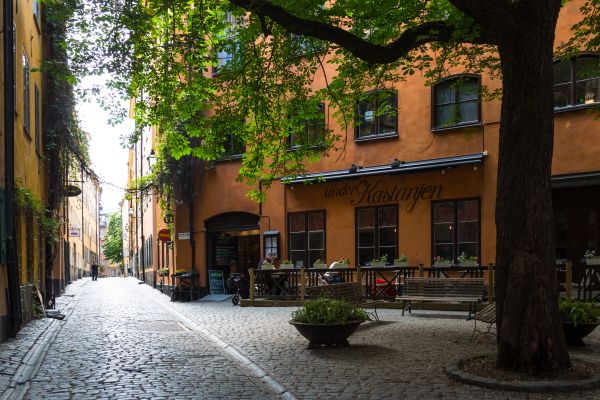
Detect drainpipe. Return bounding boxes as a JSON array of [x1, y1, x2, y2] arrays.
[[4, 0, 22, 336]]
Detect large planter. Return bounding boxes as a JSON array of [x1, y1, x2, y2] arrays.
[[434, 262, 452, 267], [313, 263, 327, 269], [290, 320, 364, 348], [562, 321, 600, 346], [459, 261, 478, 267], [394, 261, 408, 268]]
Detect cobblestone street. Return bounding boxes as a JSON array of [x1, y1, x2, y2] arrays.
[[1, 277, 600, 399]]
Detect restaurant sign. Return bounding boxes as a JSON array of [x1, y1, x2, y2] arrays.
[[324, 179, 443, 212]]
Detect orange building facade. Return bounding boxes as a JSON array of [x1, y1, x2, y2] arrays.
[[142, 2, 600, 295]]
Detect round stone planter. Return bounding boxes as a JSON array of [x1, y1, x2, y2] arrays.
[[289, 320, 364, 349], [562, 321, 600, 346]]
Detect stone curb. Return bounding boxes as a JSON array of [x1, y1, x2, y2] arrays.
[[0, 279, 90, 400], [446, 354, 600, 393], [139, 281, 298, 400]]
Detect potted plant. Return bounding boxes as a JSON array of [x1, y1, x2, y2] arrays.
[[584, 250, 600, 265], [313, 258, 327, 269], [329, 258, 350, 269], [290, 297, 368, 348], [433, 256, 451, 267], [280, 259, 295, 269], [158, 268, 169, 277], [457, 252, 479, 267], [394, 254, 408, 267], [370, 255, 387, 268], [559, 299, 600, 345]]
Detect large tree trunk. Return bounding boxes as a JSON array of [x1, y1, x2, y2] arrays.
[[494, 2, 570, 373]]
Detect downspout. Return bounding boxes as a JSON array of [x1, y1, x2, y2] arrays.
[[4, 0, 22, 336], [140, 129, 145, 282]]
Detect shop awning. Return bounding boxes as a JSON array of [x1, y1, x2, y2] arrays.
[[283, 152, 487, 184], [551, 171, 600, 188]]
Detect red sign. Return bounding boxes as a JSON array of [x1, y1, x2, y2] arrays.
[[158, 228, 171, 243]]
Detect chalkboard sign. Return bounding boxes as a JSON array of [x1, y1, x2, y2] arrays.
[[208, 270, 225, 294]]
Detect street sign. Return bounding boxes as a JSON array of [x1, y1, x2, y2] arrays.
[[157, 228, 171, 243], [65, 185, 82, 197], [178, 232, 190, 240], [69, 228, 80, 237]]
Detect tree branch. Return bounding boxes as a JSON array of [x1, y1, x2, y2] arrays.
[[229, 0, 493, 64]]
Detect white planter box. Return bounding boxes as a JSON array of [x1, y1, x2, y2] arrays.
[[394, 261, 409, 267], [370, 262, 386, 268], [261, 263, 275, 270], [434, 262, 451, 267], [330, 262, 349, 269], [313, 263, 327, 269], [280, 263, 295, 270], [459, 261, 479, 267], [586, 258, 600, 265]]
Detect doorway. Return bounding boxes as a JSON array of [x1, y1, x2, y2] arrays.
[[554, 185, 600, 262], [207, 232, 261, 276]]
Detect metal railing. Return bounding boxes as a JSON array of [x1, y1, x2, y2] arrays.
[[557, 261, 600, 301]]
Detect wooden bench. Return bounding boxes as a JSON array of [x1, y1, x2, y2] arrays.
[[306, 282, 383, 321], [470, 302, 496, 340], [397, 277, 485, 319]]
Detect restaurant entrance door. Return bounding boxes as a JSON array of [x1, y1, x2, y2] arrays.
[[554, 185, 600, 262]]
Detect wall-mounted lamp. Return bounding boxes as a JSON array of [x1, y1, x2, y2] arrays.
[[147, 149, 157, 170], [391, 159, 404, 169]]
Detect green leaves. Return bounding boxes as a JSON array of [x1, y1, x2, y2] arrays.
[[291, 296, 368, 324], [103, 212, 124, 265]]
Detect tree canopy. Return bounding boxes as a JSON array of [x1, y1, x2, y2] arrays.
[[103, 212, 123, 265]]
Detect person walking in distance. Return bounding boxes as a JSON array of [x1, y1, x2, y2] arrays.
[[91, 263, 99, 281]]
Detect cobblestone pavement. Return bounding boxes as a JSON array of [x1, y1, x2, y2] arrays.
[[2, 277, 600, 400], [1, 278, 276, 400]]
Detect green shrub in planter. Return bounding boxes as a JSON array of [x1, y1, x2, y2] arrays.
[[559, 299, 600, 326], [291, 297, 368, 324]]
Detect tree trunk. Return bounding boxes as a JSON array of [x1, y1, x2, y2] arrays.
[[494, 2, 570, 373]]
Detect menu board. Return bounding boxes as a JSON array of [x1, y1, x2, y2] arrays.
[[209, 270, 225, 294]]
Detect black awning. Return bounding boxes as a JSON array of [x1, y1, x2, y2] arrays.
[[284, 152, 487, 185], [551, 171, 600, 189]]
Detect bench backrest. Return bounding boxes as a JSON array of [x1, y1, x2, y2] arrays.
[[306, 282, 363, 304], [403, 277, 484, 299]]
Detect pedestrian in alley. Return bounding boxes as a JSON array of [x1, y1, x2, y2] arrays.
[[91, 263, 99, 281]]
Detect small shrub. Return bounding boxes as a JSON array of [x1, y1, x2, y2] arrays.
[[559, 299, 600, 326], [291, 297, 368, 324]]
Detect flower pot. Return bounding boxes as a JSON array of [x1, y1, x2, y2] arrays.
[[562, 321, 600, 346], [394, 261, 408, 268], [261, 263, 275, 270], [585, 258, 600, 265], [280, 263, 294, 270], [313, 263, 327, 269], [370, 262, 385, 268], [289, 320, 364, 348], [330, 262, 349, 269]]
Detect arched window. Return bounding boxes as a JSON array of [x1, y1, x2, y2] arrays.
[[554, 55, 600, 109], [432, 75, 480, 130]]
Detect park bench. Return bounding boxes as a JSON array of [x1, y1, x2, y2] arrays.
[[306, 282, 383, 321], [470, 302, 496, 341], [397, 277, 485, 319]]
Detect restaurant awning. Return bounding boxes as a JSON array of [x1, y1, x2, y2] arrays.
[[283, 152, 487, 185]]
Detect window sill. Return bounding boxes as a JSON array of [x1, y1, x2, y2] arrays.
[[354, 133, 398, 143], [554, 103, 600, 114], [287, 143, 327, 151], [431, 121, 482, 133], [217, 154, 243, 162]]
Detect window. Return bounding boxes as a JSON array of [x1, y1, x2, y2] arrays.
[[213, 12, 242, 75], [355, 90, 397, 139], [289, 103, 325, 147], [222, 132, 245, 159], [23, 51, 31, 136], [288, 211, 325, 267], [13, 22, 17, 112], [263, 231, 280, 259], [432, 199, 480, 264], [33, 0, 40, 23], [35, 85, 41, 154], [554, 55, 599, 109], [356, 206, 398, 266], [433, 76, 480, 129]]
